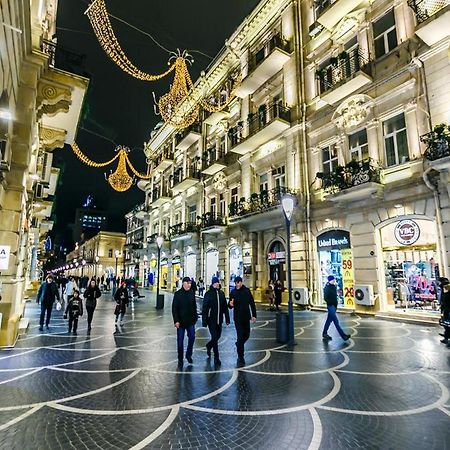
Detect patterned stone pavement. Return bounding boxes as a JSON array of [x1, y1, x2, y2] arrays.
[[0, 291, 449, 449]]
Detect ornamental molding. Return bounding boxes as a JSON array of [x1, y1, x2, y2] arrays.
[[39, 126, 67, 151], [36, 78, 71, 109], [213, 171, 227, 192], [332, 94, 374, 131], [38, 100, 71, 119]]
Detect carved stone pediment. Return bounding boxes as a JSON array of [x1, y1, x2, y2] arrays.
[[332, 94, 374, 131]]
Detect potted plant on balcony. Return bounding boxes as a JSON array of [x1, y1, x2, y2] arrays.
[[421, 123, 450, 161]]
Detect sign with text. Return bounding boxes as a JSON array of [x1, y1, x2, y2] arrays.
[[0, 246, 11, 271], [394, 220, 420, 246], [317, 230, 351, 251], [341, 248, 355, 308]]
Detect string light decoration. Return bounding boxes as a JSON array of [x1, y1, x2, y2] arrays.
[[70, 143, 151, 192], [85, 0, 175, 81]]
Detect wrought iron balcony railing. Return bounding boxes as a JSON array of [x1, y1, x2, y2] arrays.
[[151, 186, 172, 202], [316, 158, 381, 194], [41, 39, 88, 77], [248, 33, 291, 73], [203, 148, 226, 168], [171, 167, 201, 187], [200, 213, 226, 229], [153, 149, 174, 167], [229, 186, 296, 218], [169, 222, 200, 237], [407, 0, 450, 23], [421, 124, 450, 160], [229, 104, 291, 149], [316, 49, 371, 95]]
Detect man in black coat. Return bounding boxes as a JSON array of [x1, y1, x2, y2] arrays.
[[202, 276, 230, 366], [322, 275, 350, 341], [172, 277, 198, 367], [228, 276, 256, 365], [439, 279, 450, 346], [37, 274, 60, 331]]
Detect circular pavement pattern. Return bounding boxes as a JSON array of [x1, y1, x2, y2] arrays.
[[0, 292, 449, 449]]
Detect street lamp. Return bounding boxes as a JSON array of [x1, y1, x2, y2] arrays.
[[95, 255, 99, 278], [281, 193, 295, 346], [156, 235, 164, 309]]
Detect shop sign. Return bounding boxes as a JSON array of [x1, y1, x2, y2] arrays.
[[394, 220, 420, 246], [0, 246, 11, 271], [267, 251, 286, 264], [172, 256, 181, 264], [341, 248, 355, 308], [160, 258, 168, 266], [317, 230, 351, 251]]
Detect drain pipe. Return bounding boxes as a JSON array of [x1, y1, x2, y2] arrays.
[[423, 167, 449, 278]]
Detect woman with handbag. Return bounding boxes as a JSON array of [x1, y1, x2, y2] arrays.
[[440, 283, 450, 346], [84, 279, 101, 332], [114, 281, 129, 326]]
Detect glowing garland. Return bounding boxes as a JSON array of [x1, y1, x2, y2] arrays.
[[70, 143, 151, 192]]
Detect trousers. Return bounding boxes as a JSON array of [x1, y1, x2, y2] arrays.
[[68, 313, 79, 332], [177, 325, 195, 362], [86, 306, 95, 326], [40, 303, 52, 327], [235, 320, 250, 358], [206, 323, 223, 358], [323, 305, 346, 338]]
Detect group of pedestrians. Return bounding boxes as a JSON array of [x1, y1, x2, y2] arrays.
[[172, 275, 256, 368]]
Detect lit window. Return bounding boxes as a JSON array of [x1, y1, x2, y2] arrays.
[[373, 10, 398, 59], [383, 113, 409, 167], [322, 146, 338, 174], [349, 129, 369, 161]]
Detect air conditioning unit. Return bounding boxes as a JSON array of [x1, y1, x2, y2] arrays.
[[293, 287, 309, 305], [354, 284, 375, 306]]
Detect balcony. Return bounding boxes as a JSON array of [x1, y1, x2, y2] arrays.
[[229, 104, 291, 155], [154, 150, 174, 172], [202, 149, 237, 176], [314, 0, 370, 31], [422, 124, 450, 170], [200, 213, 227, 234], [229, 187, 296, 223], [175, 124, 201, 151], [316, 158, 383, 202], [169, 222, 200, 241], [133, 203, 147, 220], [150, 187, 172, 208], [171, 168, 201, 195], [236, 34, 292, 98], [41, 39, 88, 78], [408, 0, 450, 45], [316, 50, 372, 105], [147, 233, 167, 246]]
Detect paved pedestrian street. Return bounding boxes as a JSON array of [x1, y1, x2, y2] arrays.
[[0, 293, 449, 449]]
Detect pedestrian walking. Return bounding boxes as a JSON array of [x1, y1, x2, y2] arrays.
[[191, 278, 197, 295], [65, 276, 78, 302], [114, 281, 129, 326], [202, 276, 230, 366], [84, 278, 101, 332], [172, 277, 198, 368], [228, 276, 257, 365], [274, 280, 283, 311], [322, 275, 351, 341], [64, 289, 83, 335], [198, 278, 205, 297], [36, 274, 61, 331], [439, 280, 450, 346], [267, 280, 275, 310]]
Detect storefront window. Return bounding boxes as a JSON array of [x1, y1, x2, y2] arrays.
[[185, 253, 197, 281], [229, 246, 243, 291], [381, 219, 440, 312], [205, 249, 219, 286], [317, 230, 352, 307], [172, 256, 182, 290]]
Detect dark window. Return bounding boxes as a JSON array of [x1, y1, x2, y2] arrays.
[[373, 10, 398, 58]]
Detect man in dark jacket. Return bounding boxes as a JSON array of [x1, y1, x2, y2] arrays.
[[114, 281, 129, 325], [439, 280, 450, 345], [228, 276, 256, 365], [202, 276, 230, 366], [322, 275, 350, 341], [37, 274, 60, 331], [172, 277, 198, 367]]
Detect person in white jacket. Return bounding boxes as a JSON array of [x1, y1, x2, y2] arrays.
[[65, 276, 78, 304]]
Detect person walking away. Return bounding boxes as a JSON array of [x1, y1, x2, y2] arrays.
[[274, 280, 283, 311], [228, 276, 257, 365], [172, 277, 198, 368], [440, 283, 450, 346], [114, 281, 129, 326], [64, 289, 83, 335], [267, 280, 275, 310], [198, 278, 205, 297], [84, 279, 101, 332], [191, 278, 197, 295], [36, 274, 60, 331], [202, 276, 230, 366], [65, 276, 78, 303], [322, 275, 351, 341]]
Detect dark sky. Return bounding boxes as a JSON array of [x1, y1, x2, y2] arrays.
[[53, 0, 260, 247]]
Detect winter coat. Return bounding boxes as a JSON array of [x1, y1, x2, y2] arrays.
[[228, 285, 257, 322], [324, 282, 338, 308], [441, 291, 450, 315], [172, 287, 198, 328], [114, 287, 129, 314], [84, 286, 101, 309], [202, 287, 230, 327], [37, 281, 60, 306], [65, 296, 83, 317]]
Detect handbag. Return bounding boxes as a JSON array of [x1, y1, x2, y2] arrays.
[[56, 301, 62, 311]]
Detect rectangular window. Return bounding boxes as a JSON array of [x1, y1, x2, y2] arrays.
[[219, 193, 226, 217], [188, 205, 196, 223], [175, 212, 180, 224], [273, 165, 286, 188], [322, 146, 338, 174], [210, 197, 217, 215], [231, 187, 238, 205], [383, 113, 409, 167], [349, 129, 369, 161], [108, 249, 113, 258], [219, 135, 226, 156], [153, 221, 159, 235], [259, 173, 269, 192], [163, 219, 168, 236], [373, 10, 398, 59]]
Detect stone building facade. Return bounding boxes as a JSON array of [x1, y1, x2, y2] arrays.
[[0, 0, 88, 345]]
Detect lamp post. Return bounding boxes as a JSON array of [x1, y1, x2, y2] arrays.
[[114, 250, 120, 279], [156, 235, 164, 309], [95, 256, 99, 278], [281, 193, 295, 346]]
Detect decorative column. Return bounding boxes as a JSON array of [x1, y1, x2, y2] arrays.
[[405, 101, 422, 160], [367, 119, 381, 162]]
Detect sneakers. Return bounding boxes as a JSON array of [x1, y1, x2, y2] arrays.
[[39, 326, 43, 331], [322, 334, 332, 341], [343, 334, 351, 341], [186, 356, 193, 364], [206, 345, 211, 358]]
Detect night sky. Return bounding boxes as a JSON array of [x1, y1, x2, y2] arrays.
[[53, 0, 260, 248]]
